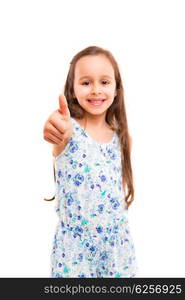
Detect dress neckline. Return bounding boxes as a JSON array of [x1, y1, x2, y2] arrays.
[[71, 117, 116, 146]]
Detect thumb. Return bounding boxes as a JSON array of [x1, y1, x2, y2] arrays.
[[58, 94, 70, 117]]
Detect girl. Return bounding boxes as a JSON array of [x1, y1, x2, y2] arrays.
[[43, 46, 138, 278]]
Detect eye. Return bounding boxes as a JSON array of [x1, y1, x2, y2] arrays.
[[82, 81, 90, 86], [102, 80, 110, 85]]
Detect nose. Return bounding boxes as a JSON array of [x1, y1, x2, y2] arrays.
[[90, 83, 102, 95]]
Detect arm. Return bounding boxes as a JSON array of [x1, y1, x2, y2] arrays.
[[52, 135, 71, 157]]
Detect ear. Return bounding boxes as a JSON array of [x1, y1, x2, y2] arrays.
[[114, 89, 117, 97]]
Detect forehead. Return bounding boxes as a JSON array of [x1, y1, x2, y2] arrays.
[[74, 54, 115, 79]]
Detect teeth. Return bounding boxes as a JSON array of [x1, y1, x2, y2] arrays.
[[88, 100, 104, 106], [88, 100, 104, 102]]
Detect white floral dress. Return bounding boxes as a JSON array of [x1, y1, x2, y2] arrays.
[[51, 117, 137, 278]]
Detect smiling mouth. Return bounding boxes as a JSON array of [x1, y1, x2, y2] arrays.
[[87, 99, 105, 106]]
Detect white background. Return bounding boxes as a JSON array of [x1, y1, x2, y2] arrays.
[[0, 0, 184, 277]]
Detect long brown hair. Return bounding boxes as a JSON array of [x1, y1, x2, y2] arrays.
[[44, 46, 134, 209]]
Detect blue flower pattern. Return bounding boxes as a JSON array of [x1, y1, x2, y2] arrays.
[[51, 118, 137, 277]]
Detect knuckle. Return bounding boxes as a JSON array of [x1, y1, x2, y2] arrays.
[[49, 115, 56, 124], [43, 126, 49, 135], [62, 125, 67, 132], [44, 135, 49, 142]]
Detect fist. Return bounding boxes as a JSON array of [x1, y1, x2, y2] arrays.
[[43, 94, 73, 145]]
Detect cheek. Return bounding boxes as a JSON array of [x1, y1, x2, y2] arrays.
[[106, 86, 116, 97], [108, 98, 115, 107], [74, 85, 89, 97]]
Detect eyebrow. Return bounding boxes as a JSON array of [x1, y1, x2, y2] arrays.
[[79, 75, 113, 80]]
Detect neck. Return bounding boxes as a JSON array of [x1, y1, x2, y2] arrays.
[[84, 113, 108, 129]]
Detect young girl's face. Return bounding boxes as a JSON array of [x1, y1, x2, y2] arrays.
[[73, 54, 117, 119]]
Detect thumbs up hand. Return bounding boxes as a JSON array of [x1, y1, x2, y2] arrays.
[[58, 94, 71, 119], [43, 94, 73, 147]]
